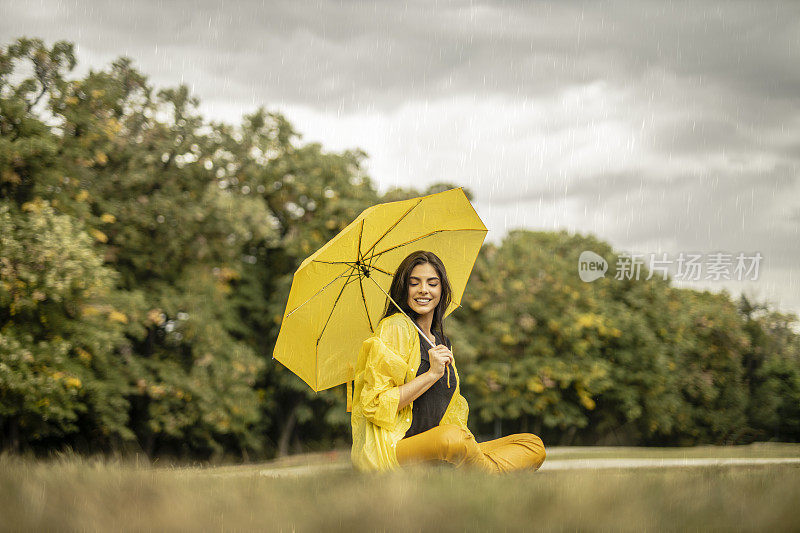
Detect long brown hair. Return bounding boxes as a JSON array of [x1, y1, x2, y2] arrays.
[[381, 250, 452, 342]]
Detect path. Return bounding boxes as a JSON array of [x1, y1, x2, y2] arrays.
[[242, 457, 800, 478]]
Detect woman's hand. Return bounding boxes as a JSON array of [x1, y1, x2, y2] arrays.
[[397, 344, 454, 411], [427, 344, 454, 379]]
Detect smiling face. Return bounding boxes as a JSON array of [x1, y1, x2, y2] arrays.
[[406, 262, 442, 319]]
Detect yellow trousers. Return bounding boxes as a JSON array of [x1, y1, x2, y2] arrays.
[[396, 424, 546, 474]]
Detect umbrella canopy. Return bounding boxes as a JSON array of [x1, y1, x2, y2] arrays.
[[272, 187, 487, 392]]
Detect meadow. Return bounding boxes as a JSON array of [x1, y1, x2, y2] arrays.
[[2, 443, 799, 531]]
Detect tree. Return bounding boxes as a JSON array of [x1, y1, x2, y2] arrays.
[[0, 200, 133, 452]]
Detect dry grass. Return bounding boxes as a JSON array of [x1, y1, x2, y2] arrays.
[[2, 445, 799, 531]]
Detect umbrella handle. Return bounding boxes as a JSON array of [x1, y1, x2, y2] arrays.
[[367, 276, 452, 388]]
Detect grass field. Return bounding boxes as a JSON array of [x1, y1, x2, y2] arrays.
[[2, 443, 799, 531]]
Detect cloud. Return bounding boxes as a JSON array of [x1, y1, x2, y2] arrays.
[[6, 1, 798, 111]]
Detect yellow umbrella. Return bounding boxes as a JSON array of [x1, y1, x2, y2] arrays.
[[272, 187, 487, 402]]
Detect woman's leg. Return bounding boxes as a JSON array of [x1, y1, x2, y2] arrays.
[[396, 424, 497, 472], [477, 433, 546, 473]]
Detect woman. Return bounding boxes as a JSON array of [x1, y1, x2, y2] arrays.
[[350, 250, 546, 473]]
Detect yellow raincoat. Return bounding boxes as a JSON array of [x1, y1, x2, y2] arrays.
[[350, 312, 472, 472]]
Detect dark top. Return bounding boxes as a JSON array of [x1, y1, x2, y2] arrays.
[[403, 329, 457, 439]]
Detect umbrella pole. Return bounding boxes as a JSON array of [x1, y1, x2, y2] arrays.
[[367, 276, 451, 387]]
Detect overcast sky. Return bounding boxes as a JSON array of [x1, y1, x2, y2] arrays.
[[3, 0, 799, 317]]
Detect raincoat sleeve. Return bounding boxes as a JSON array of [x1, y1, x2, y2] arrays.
[[359, 320, 412, 429]]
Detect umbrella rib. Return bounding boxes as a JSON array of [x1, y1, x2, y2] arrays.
[[356, 239, 396, 297], [317, 273, 362, 337], [355, 218, 376, 332], [368, 263, 393, 276], [362, 198, 422, 263], [362, 251, 390, 278], [311, 259, 359, 265], [315, 273, 361, 388], [357, 270, 374, 333], [369, 228, 487, 259], [285, 264, 357, 319], [311, 260, 367, 273], [358, 219, 365, 264]]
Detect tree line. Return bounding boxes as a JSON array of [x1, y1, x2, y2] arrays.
[[1, 38, 798, 461]]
